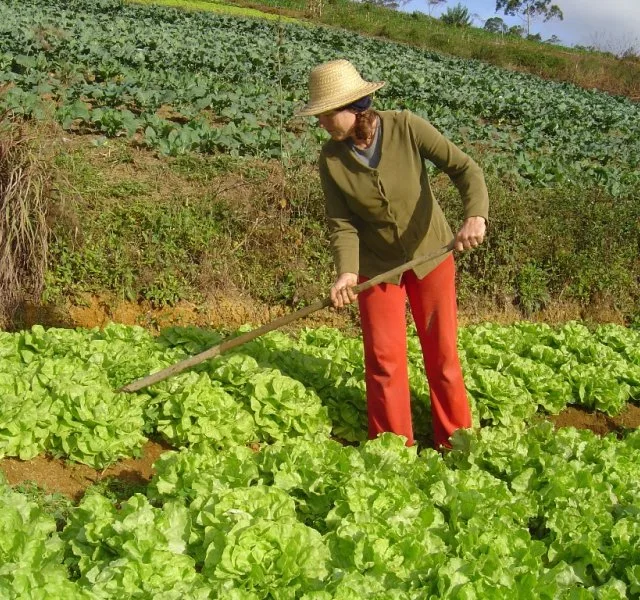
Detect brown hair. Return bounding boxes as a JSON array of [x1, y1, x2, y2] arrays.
[[353, 109, 378, 146]]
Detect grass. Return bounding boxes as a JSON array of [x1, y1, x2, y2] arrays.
[[45, 137, 335, 313], [232, 0, 640, 100], [83, 476, 149, 507], [37, 132, 639, 326], [10, 477, 150, 533], [128, 0, 300, 23], [12, 480, 74, 531], [0, 116, 52, 327]]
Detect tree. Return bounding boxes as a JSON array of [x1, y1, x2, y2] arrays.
[[440, 3, 471, 27], [484, 16, 508, 34], [507, 24, 525, 38], [495, 0, 563, 37], [426, 0, 447, 17]]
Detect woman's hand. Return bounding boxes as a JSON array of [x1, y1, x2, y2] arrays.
[[454, 216, 486, 251], [331, 272, 358, 308]]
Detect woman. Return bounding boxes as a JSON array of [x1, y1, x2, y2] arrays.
[[297, 59, 488, 448]]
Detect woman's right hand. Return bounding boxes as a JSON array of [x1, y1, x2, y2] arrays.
[[330, 273, 358, 308]]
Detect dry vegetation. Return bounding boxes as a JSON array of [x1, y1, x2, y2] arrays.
[[0, 116, 53, 327]]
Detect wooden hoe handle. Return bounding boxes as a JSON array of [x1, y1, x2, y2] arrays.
[[119, 240, 455, 393]]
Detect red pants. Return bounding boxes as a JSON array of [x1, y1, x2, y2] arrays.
[[358, 255, 471, 448]]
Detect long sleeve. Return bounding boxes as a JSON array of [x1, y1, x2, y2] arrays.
[[319, 155, 360, 275], [407, 112, 489, 222]]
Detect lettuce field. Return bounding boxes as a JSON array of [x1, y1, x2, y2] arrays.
[[1, 322, 639, 598], [1, 0, 639, 597], [1, 0, 639, 195]]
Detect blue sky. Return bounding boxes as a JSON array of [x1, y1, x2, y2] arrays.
[[402, 0, 640, 51]]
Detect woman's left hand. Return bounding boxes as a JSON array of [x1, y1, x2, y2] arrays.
[[454, 216, 486, 251]]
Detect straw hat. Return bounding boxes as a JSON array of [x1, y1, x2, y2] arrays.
[[296, 59, 385, 117]]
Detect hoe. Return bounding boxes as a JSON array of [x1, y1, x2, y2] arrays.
[[120, 240, 455, 393]]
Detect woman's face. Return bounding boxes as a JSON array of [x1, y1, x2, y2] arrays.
[[317, 108, 356, 141]]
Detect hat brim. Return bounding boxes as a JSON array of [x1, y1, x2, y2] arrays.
[[295, 81, 385, 117]]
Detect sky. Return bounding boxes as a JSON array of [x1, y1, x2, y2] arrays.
[[403, 0, 640, 52]]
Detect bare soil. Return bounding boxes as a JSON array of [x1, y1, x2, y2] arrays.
[[548, 403, 640, 437], [19, 291, 626, 340], [0, 439, 172, 502], [20, 291, 357, 335]]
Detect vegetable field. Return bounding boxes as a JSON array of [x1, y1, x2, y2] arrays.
[[1, 0, 639, 597], [1, 322, 639, 598], [1, 0, 639, 195]]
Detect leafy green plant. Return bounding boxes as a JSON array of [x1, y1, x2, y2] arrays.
[[515, 261, 550, 315], [1, 0, 639, 194], [440, 3, 471, 27], [1, 321, 639, 596]]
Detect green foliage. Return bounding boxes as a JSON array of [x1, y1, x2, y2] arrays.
[[515, 261, 550, 315], [1, 322, 639, 597], [62, 493, 211, 598], [46, 145, 335, 311], [253, 0, 640, 96], [442, 178, 640, 321], [45, 183, 227, 306], [2, 0, 638, 321], [495, 0, 564, 34], [440, 3, 472, 27], [138, 427, 640, 596], [1, 0, 639, 196], [0, 321, 637, 471], [10, 481, 74, 531], [484, 16, 507, 34], [0, 482, 91, 598]]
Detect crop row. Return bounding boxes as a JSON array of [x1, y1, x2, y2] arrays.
[[0, 322, 637, 468], [2, 424, 638, 598], [0, 0, 639, 195], [1, 321, 638, 597]]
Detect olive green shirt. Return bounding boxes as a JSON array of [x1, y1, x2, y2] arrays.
[[319, 110, 489, 284]]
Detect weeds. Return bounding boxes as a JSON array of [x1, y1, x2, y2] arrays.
[[83, 476, 149, 507], [41, 134, 639, 324], [12, 480, 74, 531]]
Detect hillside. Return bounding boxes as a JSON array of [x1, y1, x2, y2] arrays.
[[234, 0, 640, 100], [0, 0, 638, 329]]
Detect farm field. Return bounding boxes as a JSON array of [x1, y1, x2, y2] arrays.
[[1, 0, 639, 195], [1, 322, 639, 598], [0, 0, 637, 323], [0, 0, 639, 597]]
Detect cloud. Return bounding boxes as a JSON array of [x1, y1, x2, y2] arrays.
[[541, 0, 640, 48]]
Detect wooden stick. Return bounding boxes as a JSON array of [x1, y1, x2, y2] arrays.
[[119, 241, 455, 393]]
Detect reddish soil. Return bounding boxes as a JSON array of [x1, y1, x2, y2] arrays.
[[549, 403, 640, 437], [20, 291, 356, 334], [0, 439, 173, 502]]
